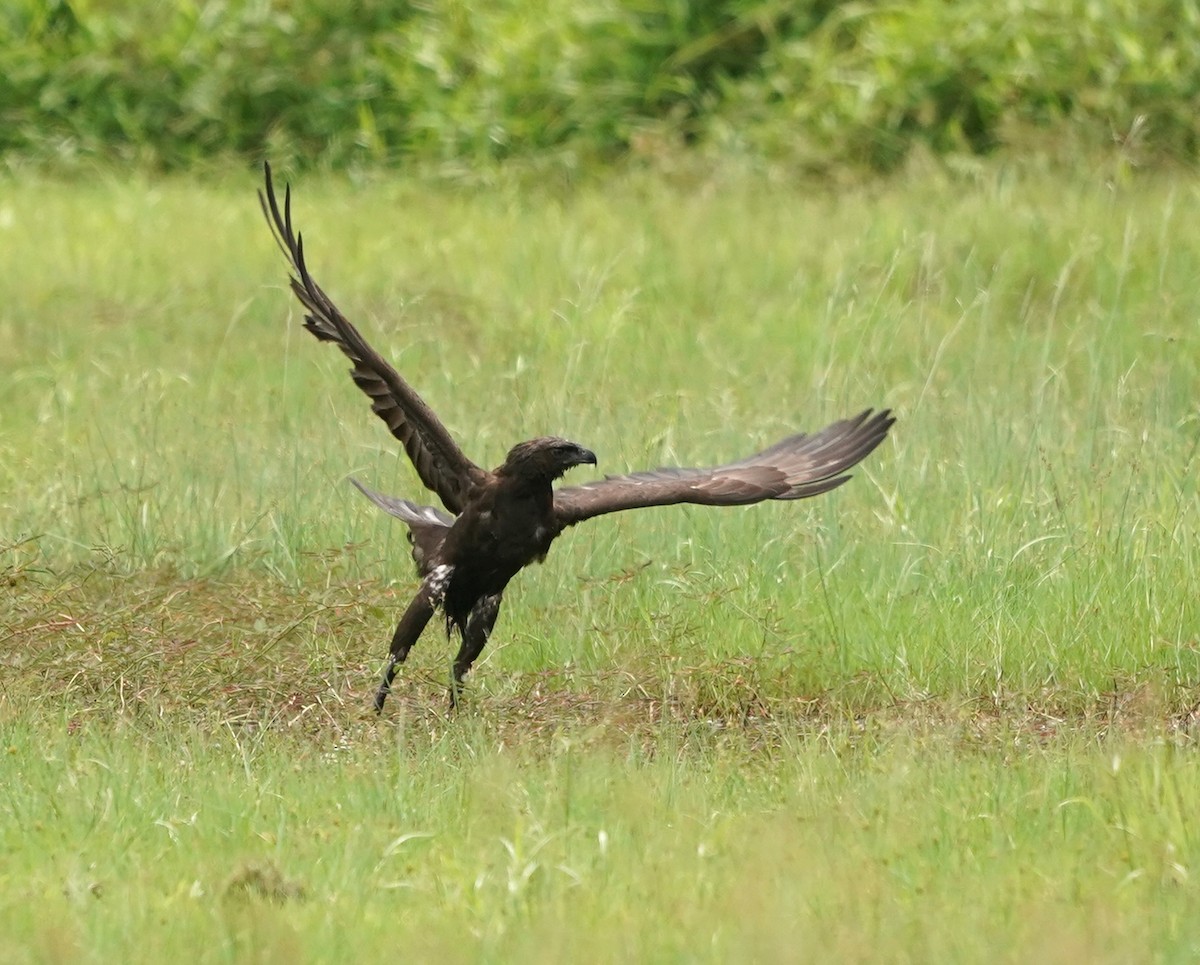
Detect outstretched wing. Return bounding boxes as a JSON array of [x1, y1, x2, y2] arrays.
[[349, 477, 455, 528], [260, 162, 488, 514], [350, 478, 453, 576], [553, 408, 894, 526]]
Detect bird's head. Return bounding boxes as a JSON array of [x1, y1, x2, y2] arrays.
[[498, 437, 598, 483]]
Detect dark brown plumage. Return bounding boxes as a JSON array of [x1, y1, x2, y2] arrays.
[[260, 163, 895, 711]]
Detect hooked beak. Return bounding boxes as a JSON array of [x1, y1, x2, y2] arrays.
[[575, 447, 598, 467]]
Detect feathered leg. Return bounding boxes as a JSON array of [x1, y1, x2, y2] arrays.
[[374, 566, 453, 713], [448, 594, 503, 709]]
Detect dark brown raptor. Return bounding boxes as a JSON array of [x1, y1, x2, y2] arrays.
[[260, 163, 895, 711]]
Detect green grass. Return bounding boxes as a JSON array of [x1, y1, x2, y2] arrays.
[[4, 720, 1199, 962], [3, 160, 1200, 961]]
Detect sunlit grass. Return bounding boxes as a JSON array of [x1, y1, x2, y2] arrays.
[[2, 162, 1200, 960], [3, 718, 1199, 962]]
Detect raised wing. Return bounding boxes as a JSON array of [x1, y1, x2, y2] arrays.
[[553, 408, 893, 526], [260, 163, 488, 514]]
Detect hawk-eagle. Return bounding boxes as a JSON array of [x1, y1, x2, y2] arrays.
[[260, 164, 894, 711]]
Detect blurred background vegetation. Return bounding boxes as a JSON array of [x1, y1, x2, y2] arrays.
[[3, 0, 1198, 175]]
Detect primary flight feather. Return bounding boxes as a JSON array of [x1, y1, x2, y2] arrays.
[[259, 163, 895, 711]]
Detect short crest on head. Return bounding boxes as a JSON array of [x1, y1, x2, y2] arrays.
[[500, 437, 597, 481]]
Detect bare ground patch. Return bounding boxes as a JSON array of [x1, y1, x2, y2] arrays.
[[4, 560, 1198, 752]]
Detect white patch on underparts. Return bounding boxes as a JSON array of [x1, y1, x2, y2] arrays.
[[427, 564, 454, 604]]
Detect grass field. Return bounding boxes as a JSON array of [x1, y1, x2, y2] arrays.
[[3, 159, 1199, 961]]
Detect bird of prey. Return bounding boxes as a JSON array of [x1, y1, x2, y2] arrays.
[[259, 163, 894, 712]]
